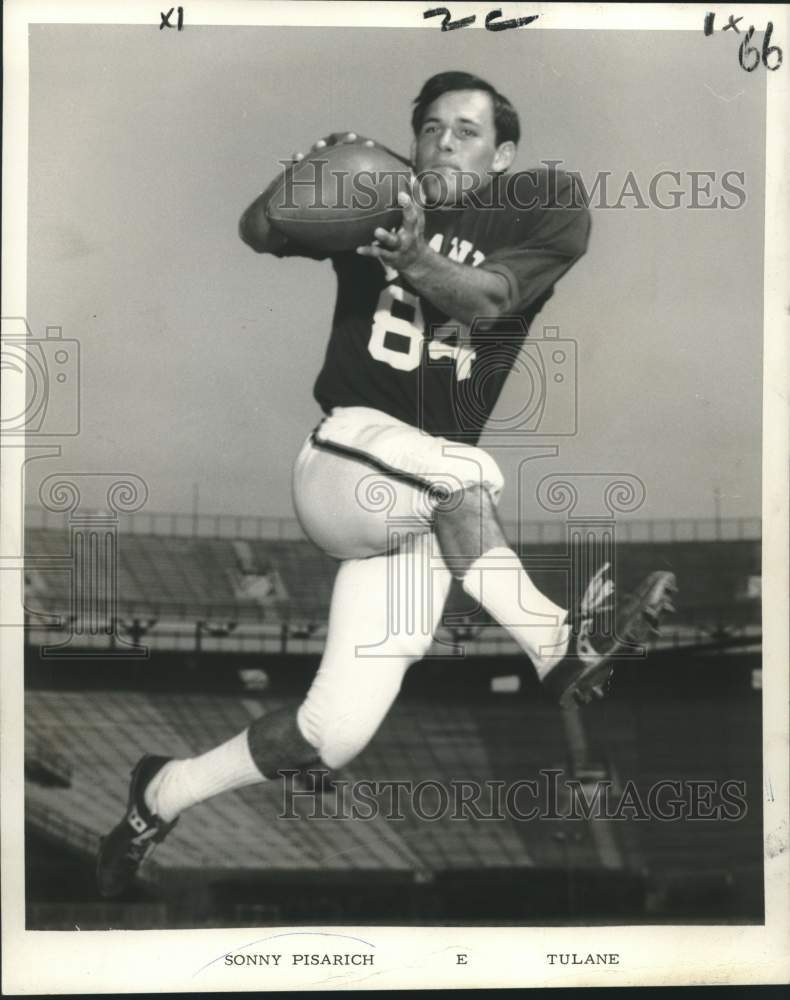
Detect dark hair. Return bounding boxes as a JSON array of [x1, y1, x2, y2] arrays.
[[411, 71, 520, 147]]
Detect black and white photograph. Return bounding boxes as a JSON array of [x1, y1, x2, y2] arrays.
[[1, 0, 788, 992]]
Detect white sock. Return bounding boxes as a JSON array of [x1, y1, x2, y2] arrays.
[[144, 730, 265, 823], [461, 546, 570, 679]]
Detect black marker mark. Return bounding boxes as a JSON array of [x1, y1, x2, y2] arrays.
[[762, 22, 783, 70], [423, 6, 538, 32], [705, 13, 783, 72], [739, 27, 760, 71], [423, 7, 476, 31], [485, 9, 539, 31], [740, 22, 783, 71], [160, 6, 184, 31]]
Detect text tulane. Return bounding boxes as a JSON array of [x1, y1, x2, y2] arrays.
[[547, 953, 620, 965]]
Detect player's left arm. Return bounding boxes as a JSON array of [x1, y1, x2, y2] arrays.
[[357, 193, 511, 325]]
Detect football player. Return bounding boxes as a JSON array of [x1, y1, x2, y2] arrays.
[[97, 71, 676, 896]]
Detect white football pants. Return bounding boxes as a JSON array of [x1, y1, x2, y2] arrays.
[[292, 406, 504, 768]]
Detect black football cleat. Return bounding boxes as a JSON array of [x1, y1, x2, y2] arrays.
[[542, 564, 678, 709], [96, 754, 178, 898]]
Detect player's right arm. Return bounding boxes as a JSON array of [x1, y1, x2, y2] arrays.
[[239, 132, 377, 256]]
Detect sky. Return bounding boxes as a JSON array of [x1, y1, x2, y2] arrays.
[[25, 24, 765, 525]]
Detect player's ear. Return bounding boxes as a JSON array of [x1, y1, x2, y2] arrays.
[[492, 141, 516, 173]]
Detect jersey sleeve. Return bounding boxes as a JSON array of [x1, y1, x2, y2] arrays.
[[478, 170, 591, 313]]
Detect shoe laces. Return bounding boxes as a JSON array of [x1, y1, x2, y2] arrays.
[[126, 826, 160, 864], [579, 562, 615, 619]]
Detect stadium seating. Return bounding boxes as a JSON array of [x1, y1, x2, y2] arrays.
[[24, 527, 760, 644], [24, 651, 763, 926], [22, 688, 624, 879], [21, 515, 763, 926], [248, 540, 336, 620], [25, 528, 338, 623]]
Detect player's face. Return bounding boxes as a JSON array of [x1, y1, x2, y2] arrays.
[[412, 89, 515, 208]]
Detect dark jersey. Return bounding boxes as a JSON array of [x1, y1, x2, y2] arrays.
[[277, 167, 590, 444]]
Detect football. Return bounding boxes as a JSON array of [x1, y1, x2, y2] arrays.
[[265, 138, 409, 253]]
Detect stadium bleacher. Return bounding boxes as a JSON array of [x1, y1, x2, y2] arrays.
[[21, 513, 764, 927], [23, 649, 763, 927], [23, 524, 761, 654]]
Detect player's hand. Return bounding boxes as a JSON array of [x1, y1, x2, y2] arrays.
[[355, 191, 427, 273], [291, 132, 374, 164]]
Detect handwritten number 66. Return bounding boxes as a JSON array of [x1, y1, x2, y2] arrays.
[[739, 22, 783, 71]]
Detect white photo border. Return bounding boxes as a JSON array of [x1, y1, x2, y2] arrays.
[[2, 0, 788, 991]]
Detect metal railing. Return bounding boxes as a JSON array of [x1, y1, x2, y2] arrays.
[[24, 506, 762, 544], [24, 610, 761, 659]]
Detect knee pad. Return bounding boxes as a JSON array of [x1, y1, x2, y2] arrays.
[[247, 706, 321, 779]]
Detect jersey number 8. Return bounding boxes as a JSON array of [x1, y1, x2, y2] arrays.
[[369, 282, 475, 380]]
